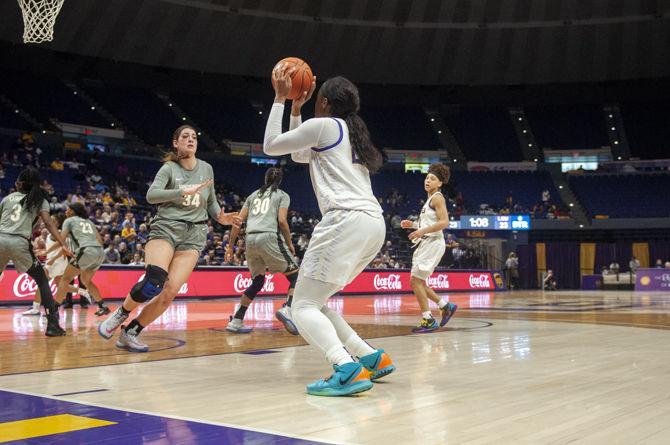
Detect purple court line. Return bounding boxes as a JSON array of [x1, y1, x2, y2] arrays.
[[0, 389, 329, 444], [52, 388, 109, 397]]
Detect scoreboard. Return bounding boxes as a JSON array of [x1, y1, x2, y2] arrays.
[[456, 215, 531, 231]]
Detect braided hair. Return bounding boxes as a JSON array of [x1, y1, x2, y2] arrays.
[[17, 168, 48, 213], [259, 167, 283, 195]]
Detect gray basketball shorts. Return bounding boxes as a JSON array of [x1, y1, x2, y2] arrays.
[[0, 234, 36, 273], [245, 232, 299, 277]]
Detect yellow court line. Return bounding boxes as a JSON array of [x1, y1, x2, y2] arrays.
[[0, 414, 116, 443]]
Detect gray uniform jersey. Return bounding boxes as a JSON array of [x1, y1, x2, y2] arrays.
[[63, 216, 101, 251], [0, 192, 49, 239], [243, 188, 290, 234], [146, 160, 221, 222]]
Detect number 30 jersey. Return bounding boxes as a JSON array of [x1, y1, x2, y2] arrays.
[[0, 192, 49, 239], [243, 188, 290, 234], [146, 160, 221, 222]]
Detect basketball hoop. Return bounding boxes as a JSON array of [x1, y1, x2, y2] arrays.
[[17, 0, 65, 44]]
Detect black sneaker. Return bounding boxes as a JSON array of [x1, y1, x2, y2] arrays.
[[95, 306, 111, 316], [45, 313, 66, 337], [79, 299, 89, 308]]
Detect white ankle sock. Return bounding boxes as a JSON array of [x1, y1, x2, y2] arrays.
[[422, 311, 433, 319], [326, 344, 354, 366], [438, 299, 447, 309]]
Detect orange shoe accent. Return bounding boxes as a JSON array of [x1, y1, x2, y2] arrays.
[[351, 366, 372, 383], [377, 353, 394, 370]]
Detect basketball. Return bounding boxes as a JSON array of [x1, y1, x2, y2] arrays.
[[271, 57, 314, 100]]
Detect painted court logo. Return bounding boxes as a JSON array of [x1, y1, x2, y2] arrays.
[[12, 273, 57, 298], [373, 274, 402, 290], [233, 274, 275, 293]]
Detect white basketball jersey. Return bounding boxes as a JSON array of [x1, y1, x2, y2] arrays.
[[306, 118, 381, 215], [263, 103, 382, 216], [45, 236, 68, 267], [418, 192, 444, 239]]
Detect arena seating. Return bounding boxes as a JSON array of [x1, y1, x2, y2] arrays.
[[0, 70, 109, 129], [439, 105, 523, 161], [568, 173, 670, 218], [621, 102, 670, 160], [525, 104, 609, 150]]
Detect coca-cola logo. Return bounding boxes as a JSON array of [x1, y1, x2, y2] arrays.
[[12, 273, 57, 298], [137, 273, 188, 295], [427, 274, 450, 289], [233, 274, 275, 293], [373, 274, 402, 290], [469, 274, 492, 289]]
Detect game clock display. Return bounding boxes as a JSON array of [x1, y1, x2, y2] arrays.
[[459, 215, 531, 231]]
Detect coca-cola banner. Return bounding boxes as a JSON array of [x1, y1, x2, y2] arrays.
[[0, 267, 504, 303]]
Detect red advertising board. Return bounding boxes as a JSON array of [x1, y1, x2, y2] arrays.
[[0, 267, 504, 303]]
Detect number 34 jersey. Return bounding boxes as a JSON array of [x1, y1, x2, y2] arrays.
[[243, 188, 289, 234], [0, 192, 49, 239], [147, 160, 220, 222]]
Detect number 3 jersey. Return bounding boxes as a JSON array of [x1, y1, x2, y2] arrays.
[[146, 160, 221, 222], [243, 188, 290, 234], [0, 192, 49, 239]]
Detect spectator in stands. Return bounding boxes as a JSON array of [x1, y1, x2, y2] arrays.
[[543, 270, 557, 291], [505, 192, 513, 208], [121, 224, 137, 250], [542, 189, 550, 206], [40, 179, 54, 195], [129, 253, 144, 266], [104, 244, 121, 264], [136, 223, 149, 245], [665, 261, 670, 270], [390, 213, 401, 230], [629, 256, 640, 273], [50, 157, 64, 171], [118, 242, 132, 264], [656, 259, 664, 268], [505, 252, 519, 290]]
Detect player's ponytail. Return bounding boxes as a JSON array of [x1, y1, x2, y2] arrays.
[[319, 76, 384, 174], [17, 167, 48, 213], [68, 202, 89, 219], [259, 167, 283, 195]]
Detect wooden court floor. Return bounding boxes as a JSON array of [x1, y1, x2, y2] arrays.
[[1, 290, 669, 444]]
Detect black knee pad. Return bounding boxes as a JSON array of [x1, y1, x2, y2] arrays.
[[130, 265, 168, 303], [243, 274, 265, 300], [285, 271, 298, 289]]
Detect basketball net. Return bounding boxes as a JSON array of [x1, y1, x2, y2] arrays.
[[17, 0, 65, 43]]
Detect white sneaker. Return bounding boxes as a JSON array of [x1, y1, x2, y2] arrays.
[[77, 288, 92, 304], [98, 307, 129, 339], [116, 329, 149, 352], [22, 302, 41, 316], [226, 316, 252, 333], [275, 305, 299, 335]]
